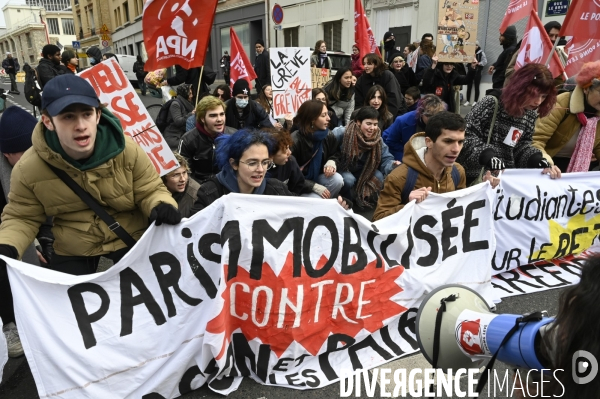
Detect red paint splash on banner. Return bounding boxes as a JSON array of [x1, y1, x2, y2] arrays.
[[206, 252, 406, 359]]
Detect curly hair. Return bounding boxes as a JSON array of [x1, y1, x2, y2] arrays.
[[502, 63, 556, 118], [212, 84, 231, 100], [576, 61, 600, 89], [362, 53, 386, 76], [195, 95, 226, 125], [416, 94, 447, 120], [215, 129, 276, 169], [266, 128, 293, 152]]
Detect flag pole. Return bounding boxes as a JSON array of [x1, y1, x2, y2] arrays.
[[545, 38, 559, 67], [195, 65, 205, 107]]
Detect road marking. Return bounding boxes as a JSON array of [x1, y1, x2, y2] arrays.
[[5, 96, 33, 115]]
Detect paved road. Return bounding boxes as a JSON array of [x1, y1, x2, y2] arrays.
[[0, 80, 562, 398]]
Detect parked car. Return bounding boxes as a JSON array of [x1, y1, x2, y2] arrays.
[[112, 54, 137, 85], [310, 49, 351, 76]]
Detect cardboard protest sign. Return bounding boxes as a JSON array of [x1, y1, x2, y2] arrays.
[[436, 0, 479, 63], [8, 185, 496, 397], [78, 58, 178, 176], [270, 47, 312, 118], [493, 170, 600, 272], [311, 67, 330, 89]]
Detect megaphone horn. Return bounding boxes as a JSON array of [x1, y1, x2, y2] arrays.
[[416, 285, 554, 374]]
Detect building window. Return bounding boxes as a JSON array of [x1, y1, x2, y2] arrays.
[[30, 55, 34, 63], [88, 8, 95, 29], [116, 8, 122, 26], [47, 18, 60, 35], [283, 27, 299, 47], [128, 44, 133, 55], [133, 0, 139, 17], [26, 33, 32, 48], [123, 2, 129, 22], [323, 20, 342, 52], [62, 18, 75, 35]]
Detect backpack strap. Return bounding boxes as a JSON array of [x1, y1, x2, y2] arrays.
[[401, 166, 419, 204], [451, 165, 460, 188]]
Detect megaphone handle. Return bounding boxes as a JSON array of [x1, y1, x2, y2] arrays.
[[476, 311, 544, 393], [432, 294, 458, 369]]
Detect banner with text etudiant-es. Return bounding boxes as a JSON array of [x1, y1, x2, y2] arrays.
[[270, 47, 312, 118], [78, 58, 178, 176], [493, 170, 600, 273], [7, 184, 497, 397]]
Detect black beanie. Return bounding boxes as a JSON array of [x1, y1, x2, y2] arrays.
[[502, 25, 517, 41], [232, 79, 250, 96], [383, 32, 394, 41], [255, 39, 265, 47], [0, 106, 36, 154]]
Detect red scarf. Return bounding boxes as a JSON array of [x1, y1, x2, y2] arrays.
[[195, 121, 222, 140]]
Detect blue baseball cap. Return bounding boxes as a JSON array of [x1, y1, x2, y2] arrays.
[[42, 74, 100, 116]]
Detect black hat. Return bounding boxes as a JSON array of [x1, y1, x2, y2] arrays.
[[383, 32, 395, 41], [42, 74, 100, 117], [0, 106, 36, 154], [255, 39, 265, 47], [232, 79, 250, 96], [502, 25, 517, 40]]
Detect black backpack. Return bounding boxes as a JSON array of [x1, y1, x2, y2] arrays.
[[154, 98, 176, 133], [23, 65, 42, 107]]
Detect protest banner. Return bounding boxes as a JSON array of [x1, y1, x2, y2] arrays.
[[311, 67, 330, 89], [270, 47, 311, 118], [78, 58, 178, 176], [436, 0, 479, 63], [493, 170, 600, 272], [7, 184, 496, 397]]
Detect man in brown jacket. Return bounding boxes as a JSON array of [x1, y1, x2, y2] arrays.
[[374, 112, 498, 221]]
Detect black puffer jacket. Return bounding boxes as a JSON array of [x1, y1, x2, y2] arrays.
[[290, 129, 339, 193], [179, 126, 237, 183], [190, 176, 292, 214], [422, 65, 469, 113], [224, 99, 273, 130], [354, 70, 407, 117], [163, 97, 194, 150], [37, 58, 63, 89]]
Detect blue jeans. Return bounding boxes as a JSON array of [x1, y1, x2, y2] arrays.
[[302, 172, 344, 198], [340, 169, 384, 200]]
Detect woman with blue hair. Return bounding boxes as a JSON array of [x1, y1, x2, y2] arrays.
[[190, 129, 293, 214]]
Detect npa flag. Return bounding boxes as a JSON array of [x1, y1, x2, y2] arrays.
[[229, 27, 257, 89], [564, 37, 600, 77], [515, 10, 565, 78], [560, 0, 600, 40], [499, 0, 537, 34], [142, 0, 218, 71], [354, 0, 381, 64]]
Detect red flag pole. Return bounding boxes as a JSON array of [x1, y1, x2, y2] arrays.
[[544, 39, 559, 67]]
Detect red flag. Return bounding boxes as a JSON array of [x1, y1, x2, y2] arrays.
[[142, 0, 217, 71], [514, 10, 565, 78], [229, 27, 257, 89], [354, 0, 381, 64], [499, 0, 537, 34], [565, 37, 600, 77], [559, 0, 600, 39]]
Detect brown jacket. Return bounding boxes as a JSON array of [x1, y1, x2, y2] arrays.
[[373, 132, 466, 221], [533, 88, 600, 165]]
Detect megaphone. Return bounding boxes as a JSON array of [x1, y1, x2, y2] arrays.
[[416, 285, 554, 372]]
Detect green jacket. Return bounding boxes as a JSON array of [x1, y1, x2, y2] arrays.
[[0, 109, 177, 258]]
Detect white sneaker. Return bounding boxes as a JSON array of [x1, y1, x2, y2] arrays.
[[3, 322, 24, 357], [471, 101, 477, 107], [463, 101, 470, 106]]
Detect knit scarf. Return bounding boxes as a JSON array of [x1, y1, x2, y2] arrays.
[[318, 53, 328, 68], [339, 122, 382, 207], [567, 115, 600, 173], [304, 129, 329, 181]]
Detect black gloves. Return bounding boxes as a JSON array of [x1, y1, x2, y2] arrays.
[[36, 237, 54, 264], [0, 244, 18, 268], [486, 157, 506, 171], [149, 203, 182, 226], [538, 158, 550, 169]]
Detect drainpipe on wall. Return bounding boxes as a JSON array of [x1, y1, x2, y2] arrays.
[[39, 11, 50, 44]]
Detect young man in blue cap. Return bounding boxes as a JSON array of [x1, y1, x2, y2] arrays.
[[0, 75, 182, 342]]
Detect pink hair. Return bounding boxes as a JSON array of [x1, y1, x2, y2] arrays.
[[576, 61, 600, 88], [502, 63, 557, 118]]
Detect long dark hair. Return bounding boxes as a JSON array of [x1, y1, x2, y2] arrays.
[[365, 85, 392, 123], [539, 255, 600, 397], [326, 67, 354, 102], [362, 53, 386, 76]]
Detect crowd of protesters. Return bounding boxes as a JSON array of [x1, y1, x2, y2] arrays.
[[1, 20, 599, 378]]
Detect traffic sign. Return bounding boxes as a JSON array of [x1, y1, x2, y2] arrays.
[[72, 41, 81, 49], [272, 4, 284, 25], [102, 40, 109, 48], [101, 34, 110, 41], [100, 24, 110, 34]]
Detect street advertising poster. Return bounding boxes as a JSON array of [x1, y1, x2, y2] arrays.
[[436, 0, 480, 63], [270, 47, 312, 118]]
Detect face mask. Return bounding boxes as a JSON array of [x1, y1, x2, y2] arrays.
[[89, 57, 96, 64], [236, 98, 249, 108]]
